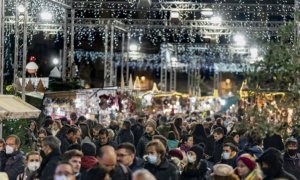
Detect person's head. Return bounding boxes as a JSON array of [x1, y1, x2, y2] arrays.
[[79, 123, 91, 139], [257, 147, 283, 178], [174, 117, 183, 127], [66, 127, 81, 143], [210, 164, 239, 180], [116, 143, 136, 167], [54, 162, 75, 180], [285, 137, 298, 157], [63, 150, 83, 174], [70, 112, 77, 122], [84, 165, 110, 180], [230, 132, 240, 144], [132, 169, 156, 180], [29, 121, 38, 132], [96, 145, 117, 173], [92, 124, 103, 139], [146, 140, 166, 166], [187, 145, 204, 164], [98, 128, 109, 145], [167, 131, 176, 140], [26, 151, 41, 172], [122, 120, 131, 130], [82, 143, 96, 156], [222, 143, 237, 160], [213, 127, 224, 141], [0, 139, 5, 151], [77, 116, 86, 125], [192, 124, 207, 137], [107, 129, 115, 141], [38, 129, 47, 143], [152, 135, 168, 150], [42, 136, 61, 156], [181, 135, 193, 148], [145, 120, 156, 135], [216, 118, 223, 126], [5, 135, 21, 154], [236, 153, 257, 178], [52, 120, 62, 131]]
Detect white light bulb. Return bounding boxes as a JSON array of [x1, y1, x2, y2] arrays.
[[17, 5, 25, 13], [129, 44, 139, 51], [53, 58, 59, 65], [40, 11, 52, 21], [233, 34, 246, 46], [210, 16, 222, 24]]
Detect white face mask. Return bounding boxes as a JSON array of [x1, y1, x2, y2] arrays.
[[5, 145, 14, 154], [54, 175, 71, 180], [28, 162, 40, 171], [187, 155, 196, 163], [222, 152, 230, 160]]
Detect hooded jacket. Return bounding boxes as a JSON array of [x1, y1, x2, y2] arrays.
[[129, 157, 144, 172], [283, 152, 300, 180]]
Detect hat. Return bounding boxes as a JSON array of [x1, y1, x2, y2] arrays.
[[189, 145, 204, 161], [153, 135, 168, 148], [211, 164, 234, 176], [285, 137, 298, 145], [169, 149, 183, 160], [82, 143, 96, 156], [145, 120, 157, 130], [123, 120, 132, 128], [237, 155, 256, 171]]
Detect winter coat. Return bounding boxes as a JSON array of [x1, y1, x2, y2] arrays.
[[180, 144, 190, 153], [145, 157, 180, 180], [0, 151, 7, 171], [59, 134, 72, 154], [157, 124, 171, 138], [204, 135, 215, 157], [17, 168, 39, 180], [263, 169, 297, 180], [283, 152, 300, 180], [116, 129, 135, 145], [4, 151, 24, 180], [136, 132, 158, 158], [244, 169, 262, 180], [220, 153, 238, 168], [131, 123, 144, 147], [37, 149, 61, 180], [211, 137, 224, 164], [181, 159, 208, 180], [263, 134, 284, 151], [81, 156, 98, 172], [129, 157, 144, 172], [110, 163, 132, 180], [167, 140, 179, 150]]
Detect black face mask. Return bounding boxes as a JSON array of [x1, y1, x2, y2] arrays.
[[287, 149, 298, 156]]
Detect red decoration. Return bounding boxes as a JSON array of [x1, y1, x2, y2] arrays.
[[29, 56, 36, 62]]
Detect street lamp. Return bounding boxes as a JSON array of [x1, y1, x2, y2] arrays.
[[53, 58, 59, 65]]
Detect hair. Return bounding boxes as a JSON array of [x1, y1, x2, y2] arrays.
[[211, 174, 239, 180], [70, 112, 77, 121], [38, 128, 48, 136], [213, 127, 224, 135], [85, 119, 98, 136], [181, 134, 193, 144], [67, 144, 82, 151], [62, 149, 83, 161], [26, 151, 40, 160], [53, 120, 62, 129], [29, 120, 38, 134], [43, 136, 61, 151], [67, 127, 80, 135], [6, 135, 21, 146], [56, 161, 74, 173], [117, 143, 136, 155], [223, 143, 237, 152], [99, 128, 109, 136], [0, 138, 5, 145], [79, 123, 91, 139], [168, 131, 176, 140], [174, 117, 183, 127], [132, 169, 156, 180], [77, 116, 87, 124], [192, 124, 207, 138], [146, 140, 166, 157]]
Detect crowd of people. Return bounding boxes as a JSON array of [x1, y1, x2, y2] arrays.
[[0, 112, 299, 180]]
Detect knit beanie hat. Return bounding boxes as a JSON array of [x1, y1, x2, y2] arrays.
[[169, 149, 183, 160], [145, 120, 157, 130], [189, 145, 204, 161], [82, 143, 96, 156], [237, 155, 256, 171]]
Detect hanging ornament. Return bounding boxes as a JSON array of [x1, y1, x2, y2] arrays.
[[26, 56, 39, 76]]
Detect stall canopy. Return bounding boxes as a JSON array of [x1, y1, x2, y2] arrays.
[[0, 95, 41, 119]]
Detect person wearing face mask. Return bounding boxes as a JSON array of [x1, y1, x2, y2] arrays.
[[4, 135, 24, 180], [54, 162, 76, 180], [219, 143, 238, 168], [283, 137, 300, 179], [257, 147, 296, 180], [144, 140, 180, 180], [181, 145, 208, 180], [17, 151, 41, 180]]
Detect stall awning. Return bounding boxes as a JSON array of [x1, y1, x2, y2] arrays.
[[0, 95, 41, 119]]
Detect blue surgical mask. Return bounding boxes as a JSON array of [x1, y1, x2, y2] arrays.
[[147, 154, 158, 164], [187, 155, 195, 163], [222, 152, 230, 160]]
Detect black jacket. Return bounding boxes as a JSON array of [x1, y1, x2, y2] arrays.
[[129, 157, 144, 172], [263, 169, 297, 180], [110, 163, 132, 180], [59, 134, 72, 154], [181, 160, 208, 180], [211, 137, 224, 164], [204, 135, 215, 157], [145, 157, 180, 180], [263, 134, 284, 151], [283, 153, 300, 180], [116, 129, 134, 145], [0, 150, 7, 171], [4, 151, 24, 180], [95, 140, 118, 150], [136, 132, 158, 158], [131, 123, 144, 147], [37, 149, 61, 180]]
